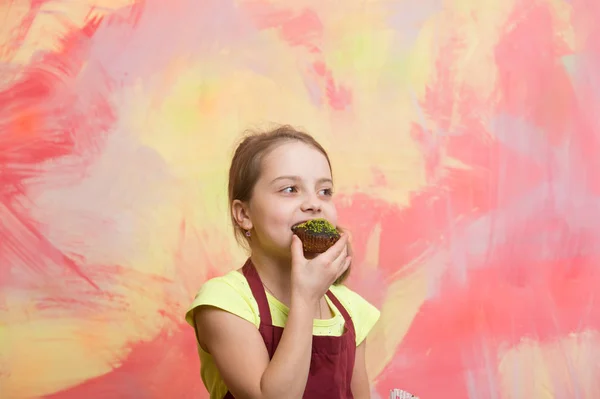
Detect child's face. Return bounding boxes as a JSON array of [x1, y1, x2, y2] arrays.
[[246, 141, 337, 258]]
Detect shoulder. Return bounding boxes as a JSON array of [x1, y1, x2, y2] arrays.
[[329, 284, 380, 346], [185, 270, 259, 328]]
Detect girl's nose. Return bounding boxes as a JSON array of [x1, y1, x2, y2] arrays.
[[300, 195, 322, 213]]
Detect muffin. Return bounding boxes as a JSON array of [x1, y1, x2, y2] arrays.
[[291, 219, 341, 253]]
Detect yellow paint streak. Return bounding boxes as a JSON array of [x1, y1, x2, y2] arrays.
[[1, 320, 113, 398], [497, 331, 600, 398], [366, 261, 430, 379], [0, 0, 136, 66], [0, 272, 175, 398], [363, 223, 381, 271]]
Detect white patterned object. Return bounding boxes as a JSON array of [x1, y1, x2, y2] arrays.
[[389, 388, 419, 398]]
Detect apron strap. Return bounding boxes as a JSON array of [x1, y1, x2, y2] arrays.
[[326, 290, 356, 337], [242, 259, 273, 325]]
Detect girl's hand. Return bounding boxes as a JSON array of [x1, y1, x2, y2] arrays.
[[290, 233, 351, 305]]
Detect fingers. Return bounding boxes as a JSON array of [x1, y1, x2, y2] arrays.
[[334, 256, 352, 280], [328, 256, 351, 284], [345, 237, 354, 258], [331, 241, 348, 267], [325, 240, 350, 283], [290, 235, 306, 262], [318, 233, 349, 263], [337, 226, 352, 242]]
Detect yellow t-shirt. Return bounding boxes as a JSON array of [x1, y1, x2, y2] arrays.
[[185, 269, 380, 399]]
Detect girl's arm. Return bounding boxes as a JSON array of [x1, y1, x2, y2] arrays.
[[351, 341, 372, 399], [195, 295, 316, 399]]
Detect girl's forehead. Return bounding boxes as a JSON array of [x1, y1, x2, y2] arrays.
[[265, 141, 327, 164], [260, 142, 331, 180]]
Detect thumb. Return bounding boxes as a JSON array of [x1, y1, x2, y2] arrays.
[[290, 235, 306, 263]]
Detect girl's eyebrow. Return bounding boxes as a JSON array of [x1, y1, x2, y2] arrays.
[[316, 177, 333, 185], [270, 175, 299, 184], [270, 176, 333, 185]]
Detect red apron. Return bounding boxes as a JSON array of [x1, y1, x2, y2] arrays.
[[223, 259, 356, 398]]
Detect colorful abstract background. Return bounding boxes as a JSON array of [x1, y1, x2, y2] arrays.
[[2, 0, 600, 398]]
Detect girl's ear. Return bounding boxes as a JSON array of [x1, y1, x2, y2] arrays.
[[232, 199, 253, 231]]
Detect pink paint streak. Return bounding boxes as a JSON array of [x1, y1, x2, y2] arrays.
[[569, 0, 600, 196], [243, 2, 353, 111], [338, 1, 600, 397], [42, 324, 206, 399], [0, 0, 51, 65], [0, 15, 114, 288]]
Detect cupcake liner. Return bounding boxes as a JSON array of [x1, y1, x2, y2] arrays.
[[295, 229, 340, 253]]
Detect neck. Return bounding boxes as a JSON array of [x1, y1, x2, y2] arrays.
[[249, 246, 293, 305]]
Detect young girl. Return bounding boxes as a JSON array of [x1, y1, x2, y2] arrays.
[[185, 125, 380, 398]]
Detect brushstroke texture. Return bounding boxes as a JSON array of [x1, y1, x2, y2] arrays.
[[1, 0, 599, 398]]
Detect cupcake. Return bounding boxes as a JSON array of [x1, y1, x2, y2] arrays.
[[291, 219, 341, 253]]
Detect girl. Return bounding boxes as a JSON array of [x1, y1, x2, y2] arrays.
[[185, 125, 380, 398]]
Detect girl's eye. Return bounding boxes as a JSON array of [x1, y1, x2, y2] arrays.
[[320, 188, 334, 196], [282, 186, 297, 193]]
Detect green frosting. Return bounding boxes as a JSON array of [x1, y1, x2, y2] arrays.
[[296, 218, 338, 234]]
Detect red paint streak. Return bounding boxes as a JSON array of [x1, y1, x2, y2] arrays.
[[313, 60, 353, 111], [422, 33, 464, 133], [42, 324, 207, 399], [88, 0, 146, 29], [0, 15, 105, 195], [339, 191, 600, 398], [409, 122, 443, 182], [279, 8, 323, 47], [0, 16, 112, 289], [337, 1, 600, 397], [338, 127, 545, 279], [243, 2, 353, 111], [0, 0, 50, 62], [495, 2, 573, 145], [249, 6, 323, 49], [0, 201, 98, 288], [496, 0, 600, 197], [374, 249, 600, 398]]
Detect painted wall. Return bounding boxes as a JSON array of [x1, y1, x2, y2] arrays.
[[2, 0, 600, 398]]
